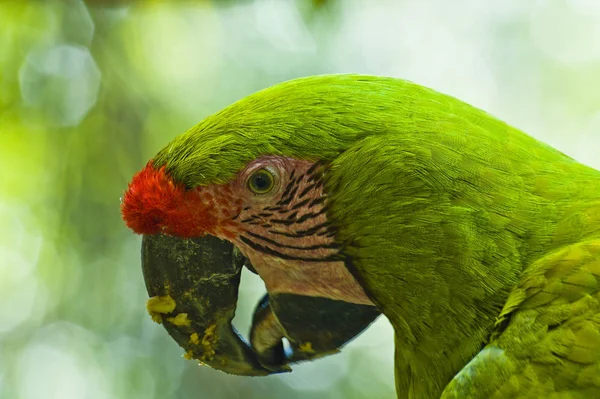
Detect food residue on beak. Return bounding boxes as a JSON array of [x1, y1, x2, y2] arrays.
[[146, 295, 176, 323], [190, 332, 200, 345], [145, 295, 220, 365], [167, 312, 191, 327], [298, 341, 315, 354], [187, 324, 218, 363]]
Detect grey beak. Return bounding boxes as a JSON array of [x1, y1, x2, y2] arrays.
[[141, 233, 289, 376], [141, 234, 380, 375]]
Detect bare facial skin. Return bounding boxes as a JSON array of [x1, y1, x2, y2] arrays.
[[226, 156, 374, 306]]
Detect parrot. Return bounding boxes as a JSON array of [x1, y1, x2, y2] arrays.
[[121, 74, 600, 398]]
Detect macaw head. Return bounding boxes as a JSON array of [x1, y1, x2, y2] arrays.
[[120, 75, 423, 374]]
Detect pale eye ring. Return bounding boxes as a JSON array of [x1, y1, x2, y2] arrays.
[[247, 169, 275, 194]]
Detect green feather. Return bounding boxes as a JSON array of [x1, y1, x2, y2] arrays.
[[153, 74, 566, 187]]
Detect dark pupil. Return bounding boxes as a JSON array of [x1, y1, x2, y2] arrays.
[[253, 173, 270, 190]]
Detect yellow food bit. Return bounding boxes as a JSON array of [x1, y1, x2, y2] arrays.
[[190, 332, 200, 345], [299, 342, 315, 353], [146, 295, 176, 324], [187, 324, 218, 362], [199, 323, 217, 362], [183, 351, 193, 360], [167, 313, 191, 327], [201, 324, 217, 345]]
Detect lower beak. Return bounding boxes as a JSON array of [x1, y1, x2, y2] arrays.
[[141, 233, 288, 376], [250, 294, 381, 366]]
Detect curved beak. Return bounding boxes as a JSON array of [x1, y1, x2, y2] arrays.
[[141, 233, 289, 376], [141, 234, 380, 375]]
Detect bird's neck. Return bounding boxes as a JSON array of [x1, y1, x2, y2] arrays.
[[388, 159, 600, 398], [382, 204, 523, 398]]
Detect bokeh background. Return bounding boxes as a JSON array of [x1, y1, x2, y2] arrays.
[[1, 1, 599, 398]]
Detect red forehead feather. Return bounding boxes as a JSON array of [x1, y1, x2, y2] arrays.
[[121, 162, 232, 238], [120, 162, 185, 235]]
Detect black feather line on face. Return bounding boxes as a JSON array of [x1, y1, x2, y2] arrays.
[[306, 159, 327, 176], [277, 185, 300, 207], [297, 184, 317, 200], [238, 160, 339, 256], [296, 221, 333, 236], [291, 198, 311, 210], [285, 211, 299, 221], [269, 208, 327, 226], [244, 231, 340, 251], [292, 207, 328, 224], [239, 235, 341, 262], [308, 196, 327, 208], [279, 175, 299, 203], [263, 206, 284, 212]]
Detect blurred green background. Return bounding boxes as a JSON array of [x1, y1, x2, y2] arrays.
[[1, 1, 599, 398]]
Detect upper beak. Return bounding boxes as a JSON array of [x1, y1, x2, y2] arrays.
[[141, 233, 288, 376]]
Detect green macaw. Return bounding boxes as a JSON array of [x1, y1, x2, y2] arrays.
[[121, 74, 600, 398]]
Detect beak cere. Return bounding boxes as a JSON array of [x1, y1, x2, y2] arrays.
[[141, 233, 288, 375]]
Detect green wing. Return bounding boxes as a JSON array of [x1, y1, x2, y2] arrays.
[[441, 238, 600, 398]]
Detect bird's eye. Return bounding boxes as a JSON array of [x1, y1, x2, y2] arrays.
[[247, 169, 275, 194]]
